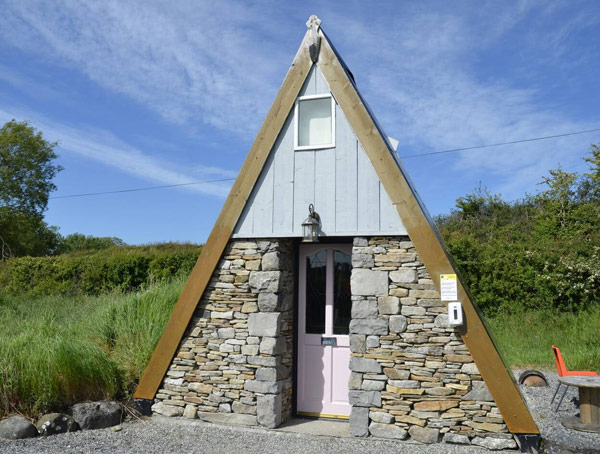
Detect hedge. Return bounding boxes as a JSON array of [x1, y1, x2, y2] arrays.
[[0, 243, 202, 296]]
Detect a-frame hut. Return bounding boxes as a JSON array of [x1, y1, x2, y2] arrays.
[[135, 16, 539, 449]]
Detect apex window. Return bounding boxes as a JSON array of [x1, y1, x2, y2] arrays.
[[294, 95, 335, 150]]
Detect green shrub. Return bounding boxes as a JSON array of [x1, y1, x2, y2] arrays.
[[0, 242, 201, 296]]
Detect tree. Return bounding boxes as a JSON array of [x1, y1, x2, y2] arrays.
[[58, 233, 126, 253], [0, 120, 62, 258], [580, 144, 600, 200], [0, 120, 62, 217]]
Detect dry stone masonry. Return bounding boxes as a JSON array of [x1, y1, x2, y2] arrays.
[[152, 236, 517, 449], [153, 239, 294, 429], [349, 237, 516, 449]]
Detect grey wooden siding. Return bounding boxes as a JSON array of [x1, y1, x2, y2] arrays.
[[233, 66, 406, 238]]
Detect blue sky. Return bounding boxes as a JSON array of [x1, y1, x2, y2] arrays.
[[1, 1, 599, 244]]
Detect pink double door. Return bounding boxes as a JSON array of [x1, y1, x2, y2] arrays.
[[297, 243, 352, 418]]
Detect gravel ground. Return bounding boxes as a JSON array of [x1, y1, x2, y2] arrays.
[[518, 370, 600, 453], [1, 370, 599, 454]]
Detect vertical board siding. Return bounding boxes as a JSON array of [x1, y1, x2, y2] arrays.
[[235, 192, 254, 236], [334, 103, 358, 232], [357, 142, 380, 232], [314, 147, 336, 234], [272, 114, 295, 234], [299, 66, 317, 96], [232, 65, 406, 238], [252, 152, 275, 234], [315, 68, 329, 95], [380, 184, 403, 231], [292, 150, 316, 235]]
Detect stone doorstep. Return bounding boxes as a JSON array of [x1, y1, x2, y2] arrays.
[[161, 412, 519, 449]]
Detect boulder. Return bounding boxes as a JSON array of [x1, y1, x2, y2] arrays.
[[36, 413, 80, 436], [0, 415, 38, 439], [72, 401, 123, 429]]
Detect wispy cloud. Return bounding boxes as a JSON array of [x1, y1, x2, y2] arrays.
[[0, 107, 234, 197], [1, 0, 598, 204], [323, 2, 600, 200], [0, 0, 291, 136]]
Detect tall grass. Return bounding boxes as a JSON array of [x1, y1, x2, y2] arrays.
[[0, 277, 184, 418], [488, 306, 600, 371], [2, 275, 599, 419]]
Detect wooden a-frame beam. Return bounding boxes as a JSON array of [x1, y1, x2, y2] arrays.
[[133, 31, 313, 401], [317, 30, 538, 435]]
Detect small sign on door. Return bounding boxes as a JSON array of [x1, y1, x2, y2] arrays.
[[321, 337, 337, 346], [440, 274, 458, 301]]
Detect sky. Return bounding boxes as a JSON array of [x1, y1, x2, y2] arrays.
[[1, 0, 599, 245]]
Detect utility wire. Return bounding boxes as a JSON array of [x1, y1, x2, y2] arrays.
[[399, 127, 600, 159], [49, 178, 236, 199], [50, 127, 600, 200]]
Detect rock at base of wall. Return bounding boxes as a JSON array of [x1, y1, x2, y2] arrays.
[[349, 407, 369, 437], [443, 433, 471, 445], [408, 425, 441, 443], [36, 413, 80, 436], [257, 394, 282, 429], [0, 416, 38, 439], [72, 401, 123, 430], [197, 411, 257, 426], [368, 422, 408, 440], [472, 436, 517, 450], [151, 402, 184, 417], [183, 405, 198, 419]]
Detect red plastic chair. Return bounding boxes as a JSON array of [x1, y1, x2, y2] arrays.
[[551, 345, 599, 411]]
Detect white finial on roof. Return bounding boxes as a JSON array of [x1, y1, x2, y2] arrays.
[[306, 15, 321, 63]]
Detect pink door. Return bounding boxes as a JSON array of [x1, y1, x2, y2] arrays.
[[297, 243, 352, 418]]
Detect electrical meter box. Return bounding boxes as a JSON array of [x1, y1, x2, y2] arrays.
[[448, 302, 463, 326]]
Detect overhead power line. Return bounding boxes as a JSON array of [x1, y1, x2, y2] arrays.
[[399, 127, 600, 159], [50, 127, 600, 200], [49, 178, 236, 199]]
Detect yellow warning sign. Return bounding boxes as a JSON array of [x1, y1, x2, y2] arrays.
[[440, 274, 458, 301]]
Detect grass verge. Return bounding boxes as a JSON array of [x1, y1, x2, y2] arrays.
[[1, 278, 598, 419], [488, 306, 600, 371], [0, 277, 184, 418]]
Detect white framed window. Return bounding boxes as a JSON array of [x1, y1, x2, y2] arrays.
[[294, 94, 335, 150]]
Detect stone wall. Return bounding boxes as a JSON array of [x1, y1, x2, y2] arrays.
[[152, 239, 294, 428], [151, 234, 518, 450], [348, 236, 516, 450]]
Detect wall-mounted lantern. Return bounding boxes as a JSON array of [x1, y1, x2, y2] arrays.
[[301, 204, 321, 243]]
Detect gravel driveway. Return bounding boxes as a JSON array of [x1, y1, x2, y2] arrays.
[[1, 371, 599, 454]]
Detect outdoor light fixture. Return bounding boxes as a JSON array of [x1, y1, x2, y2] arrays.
[[301, 204, 321, 242]]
